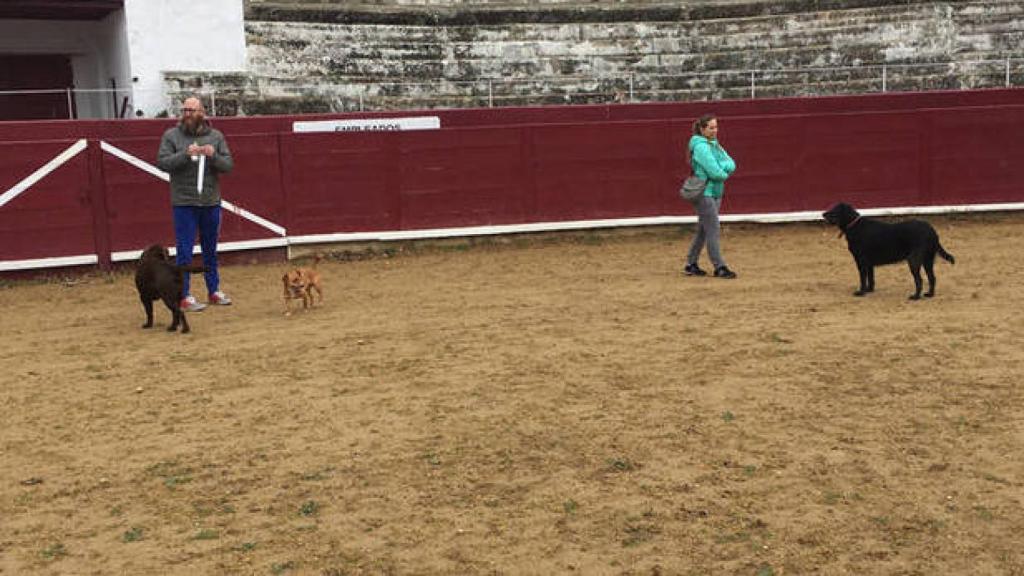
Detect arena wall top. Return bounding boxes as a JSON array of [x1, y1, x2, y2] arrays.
[[245, 0, 963, 25]]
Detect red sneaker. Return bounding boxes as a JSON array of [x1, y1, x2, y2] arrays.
[[208, 291, 232, 305], [180, 295, 207, 312]]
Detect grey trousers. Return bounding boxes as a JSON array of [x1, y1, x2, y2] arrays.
[[686, 195, 726, 270]]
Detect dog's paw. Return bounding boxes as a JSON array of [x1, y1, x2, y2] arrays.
[[166, 325, 177, 332], [924, 292, 935, 298], [853, 290, 867, 297], [908, 294, 922, 301], [142, 323, 153, 329]]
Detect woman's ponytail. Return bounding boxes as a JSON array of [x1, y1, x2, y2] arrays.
[[693, 113, 716, 135]]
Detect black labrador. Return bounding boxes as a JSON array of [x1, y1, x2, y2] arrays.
[[134, 244, 206, 333], [822, 202, 955, 300]]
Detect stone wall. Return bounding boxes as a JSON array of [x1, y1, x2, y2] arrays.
[[166, 0, 1024, 115]]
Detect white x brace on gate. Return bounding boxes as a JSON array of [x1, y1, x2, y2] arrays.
[[0, 139, 287, 271]]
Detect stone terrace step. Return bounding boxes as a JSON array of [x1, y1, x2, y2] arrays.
[[175, 0, 1024, 114]]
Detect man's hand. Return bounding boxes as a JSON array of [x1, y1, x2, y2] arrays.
[[186, 144, 216, 157]]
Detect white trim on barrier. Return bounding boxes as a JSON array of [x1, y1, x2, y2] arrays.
[[99, 140, 170, 182], [110, 237, 289, 263], [0, 139, 88, 209], [0, 254, 98, 272], [221, 200, 286, 236], [4, 202, 1024, 271], [284, 202, 1024, 246], [99, 140, 287, 237]]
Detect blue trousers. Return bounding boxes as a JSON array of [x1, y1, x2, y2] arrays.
[[173, 205, 221, 297]]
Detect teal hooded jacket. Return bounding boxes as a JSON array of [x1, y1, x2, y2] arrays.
[[688, 135, 736, 199]]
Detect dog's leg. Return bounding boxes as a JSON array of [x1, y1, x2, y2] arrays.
[[163, 293, 184, 330], [866, 266, 875, 293], [923, 252, 937, 298], [854, 260, 870, 296], [179, 310, 191, 334], [907, 257, 924, 300], [283, 277, 293, 316], [162, 296, 180, 331], [141, 297, 154, 328], [313, 284, 323, 305]]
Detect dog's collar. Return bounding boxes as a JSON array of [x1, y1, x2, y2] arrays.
[[838, 215, 862, 238]]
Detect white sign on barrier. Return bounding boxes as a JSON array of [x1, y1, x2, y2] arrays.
[[292, 116, 441, 133]]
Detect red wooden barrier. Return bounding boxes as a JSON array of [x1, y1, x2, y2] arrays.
[[1, 89, 1023, 272]]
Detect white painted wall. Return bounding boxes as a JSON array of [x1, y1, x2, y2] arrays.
[[97, 9, 133, 118], [123, 0, 247, 118]]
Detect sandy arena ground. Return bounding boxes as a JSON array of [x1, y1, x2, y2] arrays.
[[2, 212, 1023, 575]]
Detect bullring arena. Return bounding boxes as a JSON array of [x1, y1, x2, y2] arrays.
[[3, 1, 1024, 574], [3, 211, 1024, 574]]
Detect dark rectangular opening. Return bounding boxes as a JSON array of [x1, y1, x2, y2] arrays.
[[0, 54, 75, 120]]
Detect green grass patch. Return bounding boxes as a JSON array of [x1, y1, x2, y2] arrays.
[[975, 506, 995, 522], [233, 541, 258, 553], [299, 500, 320, 517], [41, 543, 67, 560], [146, 461, 194, 491], [192, 529, 219, 540], [271, 560, 297, 574], [607, 457, 639, 473], [122, 527, 144, 543], [622, 522, 660, 547]]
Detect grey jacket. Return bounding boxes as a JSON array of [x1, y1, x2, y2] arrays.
[[157, 121, 233, 207]]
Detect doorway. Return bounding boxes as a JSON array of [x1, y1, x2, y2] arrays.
[[0, 54, 76, 120]]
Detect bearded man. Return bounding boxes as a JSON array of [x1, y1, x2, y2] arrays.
[[156, 96, 234, 311]]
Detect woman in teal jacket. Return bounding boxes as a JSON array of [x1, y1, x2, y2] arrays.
[[684, 113, 737, 279]]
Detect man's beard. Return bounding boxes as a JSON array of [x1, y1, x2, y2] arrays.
[[184, 115, 202, 132]]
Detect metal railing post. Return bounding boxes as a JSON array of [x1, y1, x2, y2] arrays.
[[359, 92, 364, 111], [882, 65, 887, 92], [750, 70, 756, 98], [66, 88, 73, 119], [488, 79, 493, 107], [210, 89, 217, 116], [629, 73, 634, 102], [1007, 58, 1012, 87]]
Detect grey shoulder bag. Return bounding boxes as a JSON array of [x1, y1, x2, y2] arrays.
[[679, 149, 707, 202]]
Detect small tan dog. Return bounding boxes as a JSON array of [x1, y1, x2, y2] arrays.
[[282, 254, 324, 315]]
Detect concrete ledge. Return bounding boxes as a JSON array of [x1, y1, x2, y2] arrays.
[[246, 0, 960, 26]]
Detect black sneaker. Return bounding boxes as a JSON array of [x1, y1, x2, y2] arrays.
[[714, 266, 737, 279], [683, 263, 707, 276]]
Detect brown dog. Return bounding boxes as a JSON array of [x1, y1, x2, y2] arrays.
[[135, 244, 206, 333], [282, 254, 324, 315]]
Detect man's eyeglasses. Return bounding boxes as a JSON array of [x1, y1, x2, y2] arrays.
[[181, 107, 199, 113]]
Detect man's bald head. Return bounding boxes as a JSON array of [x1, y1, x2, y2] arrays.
[[180, 97, 206, 131]]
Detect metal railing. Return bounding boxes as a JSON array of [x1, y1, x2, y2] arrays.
[[188, 57, 1024, 113], [4, 57, 1022, 119]]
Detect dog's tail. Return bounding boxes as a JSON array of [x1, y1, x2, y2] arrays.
[[312, 253, 324, 269], [938, 244, 955, 265]]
